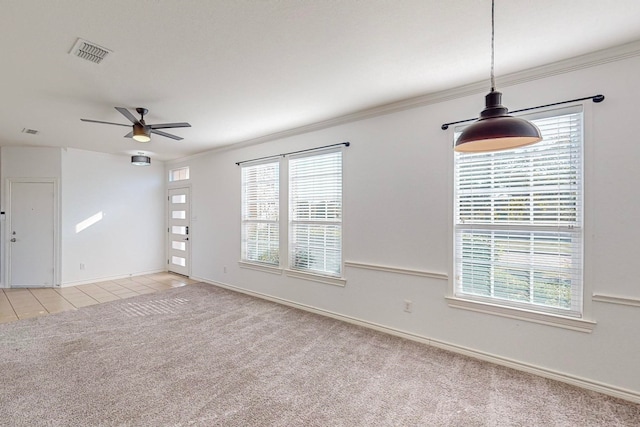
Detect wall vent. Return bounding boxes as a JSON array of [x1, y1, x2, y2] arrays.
[[22, 128, 39, 135], [69, 38, 112, 64]]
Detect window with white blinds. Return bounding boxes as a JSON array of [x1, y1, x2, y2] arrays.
[[289, 150, 342, 276], [169, 166, 189, 182], [241, 161, 280, 265], [454, 108, 583, 317]]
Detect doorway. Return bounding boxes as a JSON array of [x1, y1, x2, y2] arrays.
[[8, 180, 57, 287], [167, 187, 190, 276]]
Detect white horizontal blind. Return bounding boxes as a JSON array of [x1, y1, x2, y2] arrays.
[[289, 150, 342, 276], [454, 109, 583, 317], [241, 161, 279, 265]]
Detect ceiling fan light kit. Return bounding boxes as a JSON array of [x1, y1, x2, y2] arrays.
[[132, 123, 151, 142], [455, 0, 542, 153]]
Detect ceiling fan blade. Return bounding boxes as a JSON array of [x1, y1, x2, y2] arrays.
[[123, 131, 133, 138], [150, 129, 183, 141], [149, 122, 191, 130], [80, 118, 131, 127], [115, 107, 139, 124]]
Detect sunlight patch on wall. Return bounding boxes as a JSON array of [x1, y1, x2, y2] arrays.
[[75, 211, 104, 233]]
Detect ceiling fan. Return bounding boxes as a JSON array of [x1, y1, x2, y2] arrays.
[[81, 107, 191, 142]]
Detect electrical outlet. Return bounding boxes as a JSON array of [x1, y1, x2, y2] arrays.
[[80, 263, 85, 270], [403, 299, 412, 313], [223, 266, 227, 273]]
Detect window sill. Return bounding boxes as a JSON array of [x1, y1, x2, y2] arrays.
[[238, 261, 283, 275], [284, 269, 346, 287], [445, 296, 596, 333]]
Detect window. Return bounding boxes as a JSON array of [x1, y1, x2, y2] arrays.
[[239, 148, 344, 280], [169, 166, 190, 182], [241, 161, 280, 265], [453, 108, 583, 318], [289, 150, 342, 276]]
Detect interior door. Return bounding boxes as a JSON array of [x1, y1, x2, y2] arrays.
[[168, 187, 190, 276], [9, 181, 56, 287]]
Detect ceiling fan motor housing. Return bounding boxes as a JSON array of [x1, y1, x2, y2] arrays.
[[136, 107, 149, 117]]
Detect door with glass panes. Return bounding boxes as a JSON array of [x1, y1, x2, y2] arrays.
[[168, 187, 190, 276]]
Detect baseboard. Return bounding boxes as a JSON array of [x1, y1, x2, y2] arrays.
[[60, 269, 166, 287], [191, 275, 640, 404], [424, 339, 640, 404]]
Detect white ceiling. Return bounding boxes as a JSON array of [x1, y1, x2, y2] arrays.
[[2, 0, 640, 161]]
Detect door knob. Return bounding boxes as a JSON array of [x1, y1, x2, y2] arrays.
[[10, 238, 16, 242]]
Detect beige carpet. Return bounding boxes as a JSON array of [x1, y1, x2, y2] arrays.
[[1, 283, 638, 426]]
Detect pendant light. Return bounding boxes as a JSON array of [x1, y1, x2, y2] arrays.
[[455, 0, 542, 153]]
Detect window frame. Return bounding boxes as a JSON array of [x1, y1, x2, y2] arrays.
[[238, 147, 345, 286], [449, 105, 595, 332], [169, 166, 190, 182], [288, 148, 343, 279], [240, 160, 280, 267]]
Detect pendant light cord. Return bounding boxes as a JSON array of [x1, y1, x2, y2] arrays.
[[490, 0, 496, 92]]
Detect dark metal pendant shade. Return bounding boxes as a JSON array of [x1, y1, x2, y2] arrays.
[[131, 155, 151, 166], [455, 91, 542, 153]]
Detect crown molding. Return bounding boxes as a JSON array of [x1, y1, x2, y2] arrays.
[[169, 39, 640, 164], [496, 39, 640, 89]]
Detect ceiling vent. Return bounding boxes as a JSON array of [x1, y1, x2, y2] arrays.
[[69, 38, 111, 64], [22, 128, 39, 135]]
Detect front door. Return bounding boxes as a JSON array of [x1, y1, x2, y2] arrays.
[[9, 180, 56, 287], [168, 187, 190, 276]]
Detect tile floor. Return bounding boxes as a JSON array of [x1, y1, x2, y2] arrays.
[[0, 272, 199, 324]]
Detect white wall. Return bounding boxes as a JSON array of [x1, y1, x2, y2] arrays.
[[61, 149, 166, 285], [170, 53, 640, 399], [0, 146, 165, 287], [1, 146, 62, 287], [1, 146, 62, 178]]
